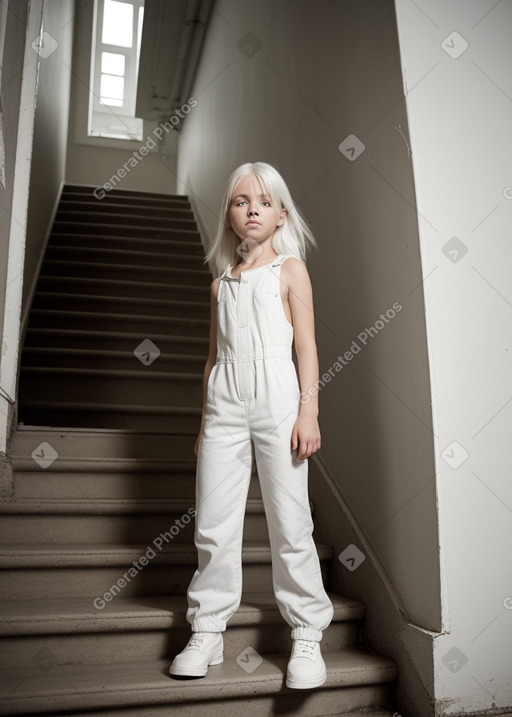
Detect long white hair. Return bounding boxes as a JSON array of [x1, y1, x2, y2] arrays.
[[205, 162, 318, 277]]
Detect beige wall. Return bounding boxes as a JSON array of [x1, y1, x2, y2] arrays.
[[22, 0, 75, 328], [0, 0, 29, 352], [177, 0, 439, 634], [395, 0, 512, 713], [65, 0, 178, 195]]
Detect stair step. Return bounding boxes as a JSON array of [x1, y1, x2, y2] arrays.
[[31, 292, 209, 320], [9, 426, 203, 461], [0, 542, 333, 598], [53, 220, 200, 239], [56, 209, 196, 232], [35, 275, 210, 301], [22, 329, 209, 354], [49, 232, 206, 255], [17, 404, 203, 431], [0, 652, 397, 716], [27, 309, 210, 336], [20, 348, 208, 372], [19, 366, 203, 406], [58, 199, 195, 220], [62, 185, 189, 203], [40, 259, 211, 286], [0, 592, 362, 667], [0, 498, 271, 543], [45, 244, 208, 269]]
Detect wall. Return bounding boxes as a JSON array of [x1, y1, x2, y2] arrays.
[[177, 0, 440, 711], [0, 0, 41, 460], [178, 0, 438, 624], [22, 0, 75, 330], [65, 0, 178, 195], [394, 0, 512, 714]]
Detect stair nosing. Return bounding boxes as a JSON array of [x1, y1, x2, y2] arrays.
[[0, 592, 364, 635]]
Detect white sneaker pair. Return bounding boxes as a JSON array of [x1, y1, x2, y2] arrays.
[[286, 638, 327, 689], [169, 632, 326, 689], [169, 631, 223, 677]]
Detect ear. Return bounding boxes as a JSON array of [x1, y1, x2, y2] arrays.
[[276, 207, 287, 227]]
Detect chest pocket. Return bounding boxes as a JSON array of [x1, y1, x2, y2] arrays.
[[254, 290, 282, 316]]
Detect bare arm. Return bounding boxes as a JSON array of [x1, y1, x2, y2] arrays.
[[284, 259, 321, 458], [196, 278, 219, 449]]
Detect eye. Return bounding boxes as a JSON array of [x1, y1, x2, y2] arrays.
[[236, 200, 247, 206], [262, 201, 271, 207]]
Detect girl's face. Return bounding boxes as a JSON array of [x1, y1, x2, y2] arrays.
[[227, 173, 286, 248]]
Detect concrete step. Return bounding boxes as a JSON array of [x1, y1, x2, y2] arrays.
[[11, 469, 262, 501], [17, 403, 203, 431], [30, 292, 209, 320], [27, 309, 210, 336], [55, 209, 196, 233], [49, 232, 206, 254], [22, 329, 209, 355], [40, 259, 212, 287], [45, 244, 208, 269], [35, 275, 210, 301], [9, 426, 202, 461], [0, 591, 362, 667], [62, 185, 189, 204], [20, 347, 208, 373], [19, 366, 203, 406], [0, 542, 333, 598], [0, 498, 271, 543], [52, 221, 202, 243], [0, 652, 398, 716], [58, 199, 195, 221]]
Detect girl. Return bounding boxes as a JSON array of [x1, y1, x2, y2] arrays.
[[169, 162, 334, 689]]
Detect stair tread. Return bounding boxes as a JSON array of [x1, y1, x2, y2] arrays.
[[0, 496, 265, 514], [0, 652, 397, 711], [0, 592, 365, 634], [0, 541, 333, 566]]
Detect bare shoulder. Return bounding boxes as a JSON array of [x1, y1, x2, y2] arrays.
[[281, 257, 311, 287], [211, 277, 221, 299]]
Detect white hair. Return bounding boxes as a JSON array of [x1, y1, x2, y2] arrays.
[[204, 162, 318, 277]]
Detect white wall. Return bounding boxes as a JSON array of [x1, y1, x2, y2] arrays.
[[177, 1, 440, 712], [66, 0, 178, 195], [394, 0, 512, 713]]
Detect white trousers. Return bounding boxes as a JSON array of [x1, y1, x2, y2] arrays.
[[186, 358, 334, 642]]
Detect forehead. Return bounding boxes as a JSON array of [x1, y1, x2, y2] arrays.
[[232, 173, 269, 197]]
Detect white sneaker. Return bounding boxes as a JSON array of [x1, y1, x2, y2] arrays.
[[169, 631, 224, 677], [286, 638, 327, 689]]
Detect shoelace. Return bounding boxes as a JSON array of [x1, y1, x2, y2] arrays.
[[188, 634, 205, 649], [294, 639, 317, 657]]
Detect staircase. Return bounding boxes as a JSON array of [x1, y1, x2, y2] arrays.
[[0, 186, 399, 716]]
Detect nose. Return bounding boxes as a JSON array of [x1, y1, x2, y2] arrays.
[[248, 204, 259, 216]]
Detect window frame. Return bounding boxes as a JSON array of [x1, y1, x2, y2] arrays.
[[88, 0, 145, 141]]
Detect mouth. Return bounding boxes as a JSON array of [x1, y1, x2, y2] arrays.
[[246, 221, 260, 226]]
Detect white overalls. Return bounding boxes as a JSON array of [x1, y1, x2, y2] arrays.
[[186, 254, 334, 642]]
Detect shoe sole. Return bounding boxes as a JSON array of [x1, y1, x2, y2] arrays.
[[285, 667, 327, 689], [169, 653, 223, 677]]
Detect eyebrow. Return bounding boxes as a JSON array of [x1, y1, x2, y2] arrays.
[[232, 193, 271, 200]]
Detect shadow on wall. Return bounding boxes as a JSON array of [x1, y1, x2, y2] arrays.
[[176, 0, 440, 632]]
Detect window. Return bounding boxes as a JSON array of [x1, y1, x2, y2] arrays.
[[89, 0, 144, 140]]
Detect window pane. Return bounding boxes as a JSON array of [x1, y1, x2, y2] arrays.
[[102, 0, 133, 47], [101, 52, 125, 76], [100, 74, 124, 102]]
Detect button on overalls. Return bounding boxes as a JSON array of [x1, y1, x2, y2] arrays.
[[186, 254, 334, 642]]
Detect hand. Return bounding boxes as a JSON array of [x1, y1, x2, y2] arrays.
[[291, 414, 321, 460]]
